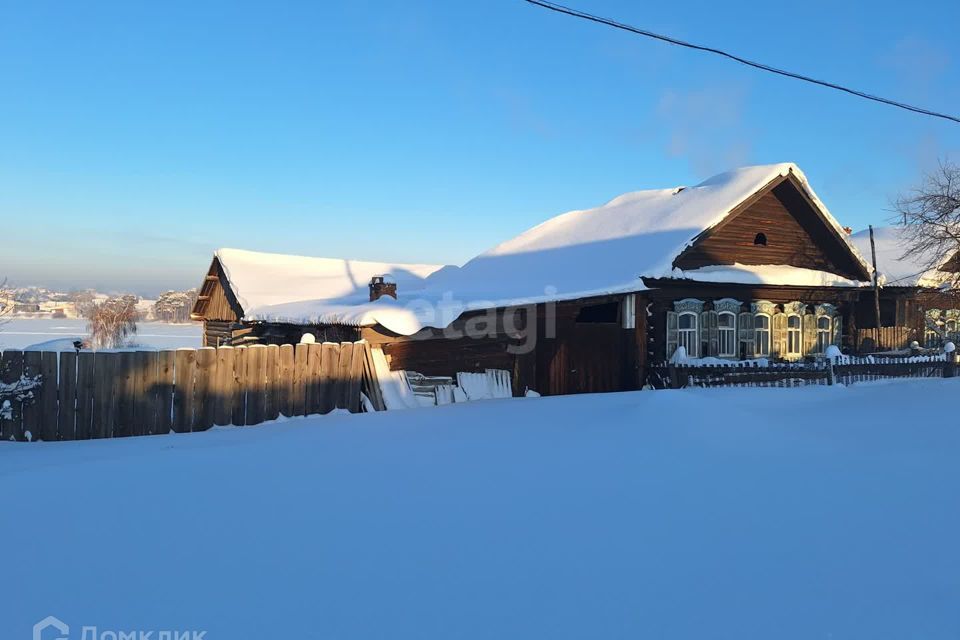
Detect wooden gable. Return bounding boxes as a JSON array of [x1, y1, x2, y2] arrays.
[[673, 173, 870, 281], [190, 257, 244, 322]]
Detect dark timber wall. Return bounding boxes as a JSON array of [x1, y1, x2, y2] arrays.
[[361, 295, 645, 397], [673, 176, 867, 281]]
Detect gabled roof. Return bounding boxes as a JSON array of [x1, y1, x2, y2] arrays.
[[194, 163, 872, 336], [427, 163, 871, 300], [191, 248, 446, 325], [849, 226, 959, 288]]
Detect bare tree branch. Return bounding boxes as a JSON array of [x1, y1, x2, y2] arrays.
[[894, 159, 960, 291], [87, 295, 139, 349]]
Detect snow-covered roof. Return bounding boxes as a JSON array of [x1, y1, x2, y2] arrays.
[[426, 163, 869, 303], [210, 164, 871, 335], [849, 226, 955, 288], [215, 248, 446, 329]]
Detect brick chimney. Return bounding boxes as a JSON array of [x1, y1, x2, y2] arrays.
[[369, 275, 397, 301]]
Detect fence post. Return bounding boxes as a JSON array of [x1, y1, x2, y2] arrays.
[[668, 364, 679, 389], [944, 343, 957, 378]]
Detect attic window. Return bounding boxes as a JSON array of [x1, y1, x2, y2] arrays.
[[753, 232, 768, 246]]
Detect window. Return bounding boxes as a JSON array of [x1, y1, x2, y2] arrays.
[[678, 312, 699, 358], [753, 232, 767, 246], [947, 319, 957, 340], [718, 311, 736, 357], [786, 314, 802, 357], [816, 316, 831, 354], [754, 314, 770, 357]]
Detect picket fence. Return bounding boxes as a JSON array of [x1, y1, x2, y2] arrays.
[[651, 353, 957, 389], [0, 341, 383, 442]]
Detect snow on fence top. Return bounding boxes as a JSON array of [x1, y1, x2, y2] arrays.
[[217, 164, 872, 335]]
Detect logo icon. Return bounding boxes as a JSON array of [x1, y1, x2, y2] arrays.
[[33, 616, 69, 640]]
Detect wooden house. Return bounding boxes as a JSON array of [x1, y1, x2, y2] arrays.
[[193, 163, 882, 397], [849, 227, 960, 351]]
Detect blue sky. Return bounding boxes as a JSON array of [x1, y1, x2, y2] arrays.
[[2, 0, 958, 295]]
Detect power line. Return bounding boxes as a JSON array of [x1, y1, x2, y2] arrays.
[[523, 0, 960, 125]]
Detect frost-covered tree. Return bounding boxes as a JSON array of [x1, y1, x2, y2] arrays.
[[0, 278, 12, 330], [895, 160, 960, 289], [88, 295, 139, 349], [71, 290, 98, 319], [152, 288, 198, 323]]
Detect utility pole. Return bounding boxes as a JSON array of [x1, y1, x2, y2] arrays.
[[869, 225, 882, 334]]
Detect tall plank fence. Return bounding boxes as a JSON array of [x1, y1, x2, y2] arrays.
[[0, 341, 383, 442]]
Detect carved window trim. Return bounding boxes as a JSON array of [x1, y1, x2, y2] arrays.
[[815, 303, 838, 318], [783, 301, 806, 316], [751, 300, 777, 316], [713, 298, 743, 315], [673, 298, 705, 314]]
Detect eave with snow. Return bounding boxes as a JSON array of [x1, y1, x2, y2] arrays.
[[191, 163, 903, 396]]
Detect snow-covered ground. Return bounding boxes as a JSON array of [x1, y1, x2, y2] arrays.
[[2, 381, 959, 639], [0, 317, 202, 350]]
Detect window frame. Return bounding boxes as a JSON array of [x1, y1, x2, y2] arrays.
[[754, 313, 771, 357], [815, 315, 831, 354], [677, 311, 699, 358], [717, 311, 737, 357], [786, 313, 802, 357]]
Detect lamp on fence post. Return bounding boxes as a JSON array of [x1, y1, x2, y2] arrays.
[[944, 342, 956, 378]]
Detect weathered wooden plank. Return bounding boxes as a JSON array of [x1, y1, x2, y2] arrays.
[[335, 342, 354, 410], [214, 347, 235, 426], [92, 351, 115, 438], [264, 344, 280, 421], [38, 352, 59, 441], [278, 344, 295, 417], [157, 351, 176, 434], [172, 349, 196, 432], [292, 343, 310, 416], [0, 351, 25, 441], [193, 347, 217, 431], [245, 345, 266, 425], [231, 346, 247, 426], [19, 351, 42, 441], [128, 351, 147, 437], [305, 343, 323, 415], [318, 342, 339, 414], [74, 351, 95, 439], [361, 343, 386, 412], [348, 341, 365, 413], [139, 350, 159, 435], [57, 351, 77, 440], [114, 351, 136, 438]]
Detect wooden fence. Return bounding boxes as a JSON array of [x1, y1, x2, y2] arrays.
[[0, 341, 384, 442], [855, 326, 918, 353], [650, 354, 956, 389]]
